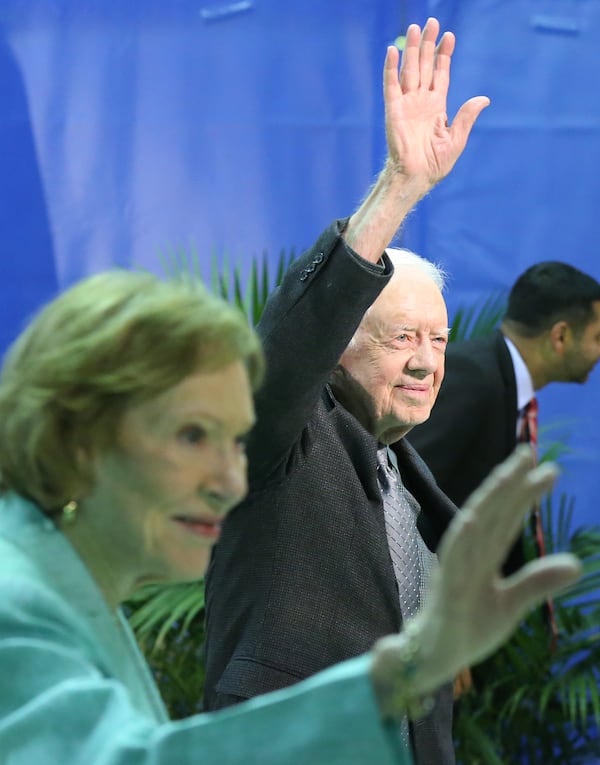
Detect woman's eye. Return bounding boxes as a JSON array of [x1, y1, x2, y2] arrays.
[[178, 425, 207, 445], [235, 433, 249, 451]]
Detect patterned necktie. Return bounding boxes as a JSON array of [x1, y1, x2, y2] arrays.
[[376, 446, 421, 621], [519, 397, 559, 650], [376, 446, 422, 750]]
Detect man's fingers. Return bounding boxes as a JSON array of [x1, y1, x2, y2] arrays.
[[449, 95, 491, 147], [418, 17, 441, 90], [398, 23, 422, 92], [431, 31, 455, 93], [383, 43, 400, 104]]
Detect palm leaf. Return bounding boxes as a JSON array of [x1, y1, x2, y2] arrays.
[[449, 291, 507, 343], [127, 581, 205, 651], [455, 489, 600, 763], [156, 243, 296, 324], [456, 712, 506, 765]]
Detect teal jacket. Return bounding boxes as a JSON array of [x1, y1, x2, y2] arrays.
[[0, 493, 411, 765]]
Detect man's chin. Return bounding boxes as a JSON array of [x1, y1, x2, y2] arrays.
[[404, 406, 434, 426], [377, 413, 432, 445]]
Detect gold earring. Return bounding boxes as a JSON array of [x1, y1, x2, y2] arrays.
[[61, 500, 78, 525]]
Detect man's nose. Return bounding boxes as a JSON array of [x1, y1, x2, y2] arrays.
[[407, 339, 437, 373]]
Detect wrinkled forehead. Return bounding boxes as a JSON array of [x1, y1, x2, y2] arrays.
[[368, 270, 448, 330]]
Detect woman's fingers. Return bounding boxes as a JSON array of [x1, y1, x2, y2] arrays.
[[442, 447, 559, 576]]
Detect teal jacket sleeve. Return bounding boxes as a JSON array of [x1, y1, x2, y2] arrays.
[[0, 578, 412, 765]]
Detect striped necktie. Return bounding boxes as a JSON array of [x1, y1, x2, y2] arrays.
[[376, 446, 421, 750], [519, 397, 559, 650], [376, 446, 421, 620]]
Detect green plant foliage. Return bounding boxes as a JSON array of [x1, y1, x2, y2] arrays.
[[454, 494, 600, 764], [125, 582, 207, 717], [127, 582, 205, 649], [158, 244, 296, 325], [449, 291, 507, 343]]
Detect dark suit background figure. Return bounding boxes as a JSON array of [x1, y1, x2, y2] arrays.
[[408, 260, 600, 575]]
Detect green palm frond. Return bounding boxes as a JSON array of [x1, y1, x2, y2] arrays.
[[158, 243, 205, 282], [455, 491, 600, 763], [126, 580, 207, 718], [449, 291, 507, 343], [456, 713, 505, 765], [127, 581, 205, 652], [158, 243, 296, 324]]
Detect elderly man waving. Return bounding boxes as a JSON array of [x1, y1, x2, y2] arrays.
[[203, 18, 541, 765]]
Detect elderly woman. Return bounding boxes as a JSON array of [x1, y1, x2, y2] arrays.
[[0, 268, 580, 765]]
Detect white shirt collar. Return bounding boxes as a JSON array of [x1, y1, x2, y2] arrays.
[[502, 334, 535, 412]]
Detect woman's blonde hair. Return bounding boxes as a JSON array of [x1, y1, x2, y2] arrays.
[[0, 270, 264, 513]]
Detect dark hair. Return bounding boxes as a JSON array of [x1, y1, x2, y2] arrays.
[[503, 261, 600, 337]]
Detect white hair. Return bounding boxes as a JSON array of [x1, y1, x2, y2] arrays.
[[345, 248, 447, 351], [384, 247, 446, 291]]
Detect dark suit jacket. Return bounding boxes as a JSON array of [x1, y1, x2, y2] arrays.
[[204, 221, 458, 765], [407, 330, 524, 573]]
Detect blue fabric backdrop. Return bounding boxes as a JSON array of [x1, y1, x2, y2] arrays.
[[0, 0, 399, 346], [0, 1, 598, 536]]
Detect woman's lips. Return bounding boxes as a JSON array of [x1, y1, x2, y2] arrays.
[[172, 515, 222, 539]]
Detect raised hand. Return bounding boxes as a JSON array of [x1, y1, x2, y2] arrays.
[[384, 17, 490, 190], [344, 17, 490, 264]]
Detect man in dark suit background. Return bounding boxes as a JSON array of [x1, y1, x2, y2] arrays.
[[203, 18, 492, 765], [408, 261, 600, 575]]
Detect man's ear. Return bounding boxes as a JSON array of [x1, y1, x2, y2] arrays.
[[549, 320, 570, 355]]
